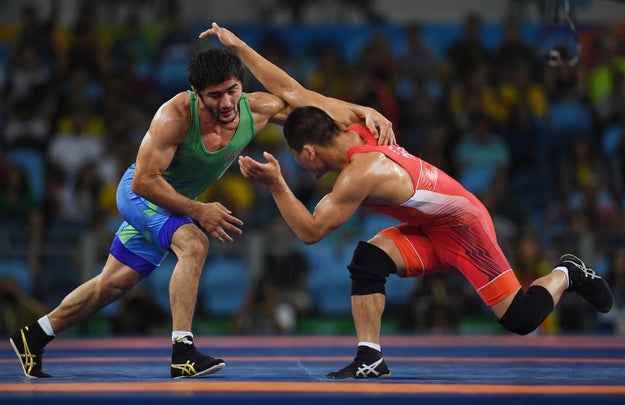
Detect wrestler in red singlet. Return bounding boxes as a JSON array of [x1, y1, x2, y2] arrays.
[[345, 124, 521, 307]]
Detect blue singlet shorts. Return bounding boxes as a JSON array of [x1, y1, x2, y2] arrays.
[[109, 164, 193, 276]]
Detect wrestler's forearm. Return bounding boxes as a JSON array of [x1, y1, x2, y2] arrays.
[[231, 39, 306, 106], [131, 173, 203, 219], [268, 180, 324, 244]]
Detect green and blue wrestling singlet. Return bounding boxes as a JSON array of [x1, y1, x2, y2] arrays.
[[110, 91, 255, 276]]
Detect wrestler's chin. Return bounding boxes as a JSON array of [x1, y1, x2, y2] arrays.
[[218, 110, 238, 124]]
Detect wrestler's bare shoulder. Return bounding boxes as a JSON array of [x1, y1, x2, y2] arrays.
[[146, 92, 193, 143], [162, 92, 192, 115], [348, 152, 414, 204]]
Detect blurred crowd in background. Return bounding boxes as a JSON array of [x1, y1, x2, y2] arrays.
[[1, 0, 625, 337]]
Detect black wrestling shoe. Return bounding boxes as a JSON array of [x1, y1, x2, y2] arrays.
[[326, 346, 391, 379], [9, 323, 54, 378], [170, 335, 225, 379], [559, 254, 613, 313]]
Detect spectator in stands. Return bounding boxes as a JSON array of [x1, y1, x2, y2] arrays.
[[154, 4, 194, 66], [397, 20, 441, 92], [54, 163, 105, 226], [446, 10, 490, 83], [5, 44, 54, 105], [479, 170, 530, 255], [453, 112, 511, 196], [564, 137, 617, 231], [2, 99, 50, 152], [395, 21, 443, 154], [492, 15, 542, 85], [356, 30, 396, 86], [113, 286, 168, 335], [47, 97, 105, 180], [0, 161, 38, 225], [399, 272, 466, 333], [10, 0, 59, 66], [601, 96, 625, 197], [307, 42, 350, 101], [244, 32, 302, 93], [199, 169, 257, 226], [502, 101, 547, 174], [108, 53, 160, 113], [398, 81, 441, 155], [543, 51, 593, 198], [348, 69, 400, 140], [57, 66, 104, 116], [110, 13, 154, 74], [60, 3, 106, 81], [0, 275, 47, 336], [587, 29, 625, 111], [447, 63, 506, 132], [234, 216, 310, 334], [596, 69, 625, 129]]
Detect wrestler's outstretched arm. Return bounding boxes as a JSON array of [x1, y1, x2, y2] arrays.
[[200, 22, 394, 145]]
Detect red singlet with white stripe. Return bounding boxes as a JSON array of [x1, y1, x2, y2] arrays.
[[345, 124, 520, 306]]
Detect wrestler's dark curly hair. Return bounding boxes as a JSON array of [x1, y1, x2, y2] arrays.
[[186, 48, 244, 91]]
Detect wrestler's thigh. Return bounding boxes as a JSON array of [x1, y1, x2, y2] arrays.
[[100, 253, 145, 289], [371, 224, 447, 278]]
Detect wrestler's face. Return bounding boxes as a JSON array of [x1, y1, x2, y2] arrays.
[[196, 78, 242, 124]]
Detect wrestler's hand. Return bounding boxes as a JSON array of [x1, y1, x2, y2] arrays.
[[197, 201, 243, 243], [360, 107, 395, 146], [198, 22, 242, 50], [238, 152, 283, 186]]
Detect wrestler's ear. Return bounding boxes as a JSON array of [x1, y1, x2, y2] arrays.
[[302, 144, 315, 160]]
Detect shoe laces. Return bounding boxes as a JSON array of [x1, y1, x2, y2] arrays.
[[564, 257, 601, 280]]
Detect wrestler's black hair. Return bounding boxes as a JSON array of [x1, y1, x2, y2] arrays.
[[186, 48, 245, 91], [283, 106, 340, 152]]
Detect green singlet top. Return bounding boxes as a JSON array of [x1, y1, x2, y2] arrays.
[[161, 91, 255, 200]]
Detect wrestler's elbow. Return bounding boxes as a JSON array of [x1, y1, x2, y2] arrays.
[[300, 235, 321, 245], [130, 175, 151, 198], [298, 227, 331, 245]]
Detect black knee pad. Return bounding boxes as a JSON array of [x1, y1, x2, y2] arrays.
[[498, 286, 554, 335], [348, 241, 396, 296]]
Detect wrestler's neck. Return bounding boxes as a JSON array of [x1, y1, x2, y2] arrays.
[[320, 130, 365, 169]]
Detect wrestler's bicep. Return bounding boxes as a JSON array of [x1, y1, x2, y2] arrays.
[[311, 178, 368, 236], [135, 105, 184, 177]]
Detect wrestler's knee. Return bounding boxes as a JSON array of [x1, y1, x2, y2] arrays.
[[497, 286, 554, 335], [184, 232, 209, 258], [173, 225, 209, 260], [348, 241, 397, 295], [369, 234, 406, 276]]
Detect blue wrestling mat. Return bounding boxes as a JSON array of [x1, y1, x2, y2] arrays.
[[1, 335, 624, 404]]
